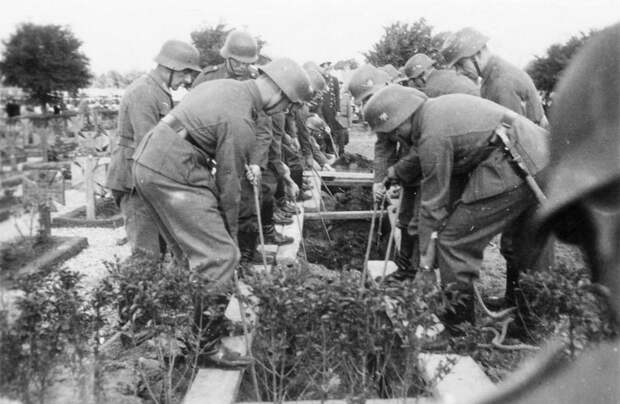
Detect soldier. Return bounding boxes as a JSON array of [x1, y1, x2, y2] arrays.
[[190, 29, 274, 265], [442, 27, 554, 311], [105, 40, 200, 257], [347, 64, 421, 280], [318, 61, 348, 156], [192, 30, 259, 87], [471, 23, 620, 404], [364, 85, 549, 332], [403, 53, 480, 97], [441, 27, 548, 127], [133, 58, 312, 366]]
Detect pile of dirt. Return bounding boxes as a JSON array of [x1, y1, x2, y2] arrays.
[[332, 152, 373, 172]]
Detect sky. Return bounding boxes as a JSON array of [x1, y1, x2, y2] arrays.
[[1, 0, 618, 75]]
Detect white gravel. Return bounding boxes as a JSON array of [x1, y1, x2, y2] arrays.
[[53, 226, 130, 291]]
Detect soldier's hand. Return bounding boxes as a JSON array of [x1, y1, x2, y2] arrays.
[[245, 164, 261, 186], [373, 181, 387, 202], [285, 180, 300, 200]]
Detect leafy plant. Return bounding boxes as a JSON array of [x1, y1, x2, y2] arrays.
[[0, 269, 92, 403], [243, 264, 444, 401]]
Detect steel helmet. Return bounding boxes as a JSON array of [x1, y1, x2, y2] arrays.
[[404, 54, 435, 79], [538, 23, 620, 226], [440, 27, 489, 67], [220, 30, 259, 64], [378, 64, 403, 82], [302, 61, 327, 93], [259, 58, 313, 103], [347, 65, 390, 104], [154, 40, 201, 72], [363, 84, 427, 133]]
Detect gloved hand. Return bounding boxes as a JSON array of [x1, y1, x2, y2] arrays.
[[245, 164, 261, 186], [373, 181, 387, 202]]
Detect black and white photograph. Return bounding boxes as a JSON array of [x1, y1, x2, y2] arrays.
[[0, 1, 618, 403]]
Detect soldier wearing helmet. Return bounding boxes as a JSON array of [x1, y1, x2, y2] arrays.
[[132, 57, 311, 367], [404, 53, 480, 97], [190, 30, 277, 264], [105, 39, 200, 258], [192, 30, 259, 87], [347, 64, 390, 106], [441, 27, 547, 127], [364, 85, 549, 334], [442, 27, 554, 311], [470, 23, 620, 404]]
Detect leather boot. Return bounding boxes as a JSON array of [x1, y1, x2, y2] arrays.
[[238, 231, 258, 266], [390, 231, 418, 281], [273, 209, 293, 225], [263, 224, 294, 245], [441, 282, 475, 336]]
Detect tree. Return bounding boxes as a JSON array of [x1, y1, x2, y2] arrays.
[[364, 19, 433, 67], [526, 30, 597, 107], [0, 23, 92, 110], [190, 23, 267, 68]]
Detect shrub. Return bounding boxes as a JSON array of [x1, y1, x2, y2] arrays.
[[244, 265, 445, 401]]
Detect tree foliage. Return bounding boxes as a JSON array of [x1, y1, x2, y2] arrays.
[[0, 23, 92, 109], [364, 19, 434, 67], [91, 70, 146, 88], [526, 30, 597, 106], [190, 23, 266, 68]]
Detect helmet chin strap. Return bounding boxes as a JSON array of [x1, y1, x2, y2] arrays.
[[472, 56, 482, 78], [167, 68, 175, 89]]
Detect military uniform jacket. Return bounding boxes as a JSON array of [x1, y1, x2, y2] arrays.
[[191, 63, 270, 168], [408, 94, 548, 234], [481, 55, 546, 125], [320, 73, 345, 131], [423, 69, 480, 98], [134, 79, 263, 239], [105, 72, 172, 192]]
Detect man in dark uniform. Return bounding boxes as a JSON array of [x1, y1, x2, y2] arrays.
[[441, 27, 554, 313], [319, 61, 348, 156], [403, 53, 480, 97], [133, 58, 312, 366], [105, 39, 200, 257], [472, 23, 620, 404], [364, 85, 549, 331]]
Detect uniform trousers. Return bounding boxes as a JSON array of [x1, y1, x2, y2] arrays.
[[133, 163, 239, 290]]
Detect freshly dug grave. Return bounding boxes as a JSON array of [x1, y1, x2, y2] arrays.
[[304, 219, 390, 271]]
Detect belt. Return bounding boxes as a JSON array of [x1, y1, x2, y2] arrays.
[[161, 114, 217, 171]]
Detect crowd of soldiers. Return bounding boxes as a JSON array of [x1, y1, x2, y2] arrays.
[[104, 31, 348, 366], [102, 21, 619, 396]]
